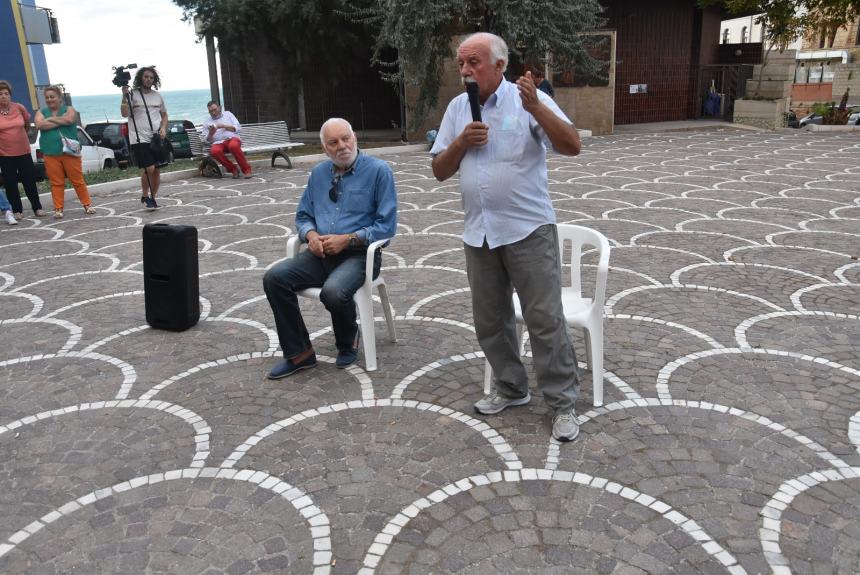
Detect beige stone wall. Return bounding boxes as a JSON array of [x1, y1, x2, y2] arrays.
[[554, 85, 614, 135], [746, 50, 795, 99], [733, 97, 789, 129], [832, 63, 860, 104]]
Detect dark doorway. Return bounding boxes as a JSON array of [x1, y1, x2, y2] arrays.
[[697, 64, 754, 120]]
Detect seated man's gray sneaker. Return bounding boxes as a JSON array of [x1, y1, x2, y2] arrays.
[[552, 411, 580, 442], [474, 388, 531, 415]]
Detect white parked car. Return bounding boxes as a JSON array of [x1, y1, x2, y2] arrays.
[[29, 125, 117, 174]]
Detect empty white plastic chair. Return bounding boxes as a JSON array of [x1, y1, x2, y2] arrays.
[[286, 236, 396, 371], [483, 224, 610, 406]]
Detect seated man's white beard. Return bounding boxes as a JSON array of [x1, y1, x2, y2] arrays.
[[333, 149, 358, 169]]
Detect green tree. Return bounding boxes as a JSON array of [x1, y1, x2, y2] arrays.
[[356, 0, 607, 128], [175, 0, 607, 128]]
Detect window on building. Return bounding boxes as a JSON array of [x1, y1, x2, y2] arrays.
[[822, 61, 835, 82], [809, 63, 823, 83], [795, 63, 808, 83], [741, 26, 748, 43], [723, 29, 730, 44]]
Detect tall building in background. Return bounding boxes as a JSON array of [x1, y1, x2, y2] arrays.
[[0, 0, 60, 109]]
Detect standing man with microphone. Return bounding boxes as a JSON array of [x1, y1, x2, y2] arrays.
[[430, 32, 583, 442]]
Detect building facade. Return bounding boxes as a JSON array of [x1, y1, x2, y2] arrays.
[[793, 16, 860, 106], [0, 0, 59, 110], [215, 0, 739, 135]]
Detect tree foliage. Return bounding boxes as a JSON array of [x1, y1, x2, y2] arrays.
[[172, 0, 376, 111], [354, 0, 607, 127], [174, 0, 607, 128]]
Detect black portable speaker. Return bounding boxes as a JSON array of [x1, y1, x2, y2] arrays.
[[142, 223, 200, 331]]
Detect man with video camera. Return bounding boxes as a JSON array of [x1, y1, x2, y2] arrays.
[[119, 66, 169, 210]]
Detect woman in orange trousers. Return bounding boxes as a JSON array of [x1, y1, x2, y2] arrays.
[[34, 85, 95, 218]]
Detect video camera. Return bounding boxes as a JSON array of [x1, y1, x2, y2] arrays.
[[112, 63, 138, 88]]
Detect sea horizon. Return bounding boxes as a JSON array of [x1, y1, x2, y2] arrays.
[[73, 87, 212, 98], [71, 88, 220, 126]]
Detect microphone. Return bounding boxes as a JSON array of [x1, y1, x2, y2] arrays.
[[465, 79, 481, 123]]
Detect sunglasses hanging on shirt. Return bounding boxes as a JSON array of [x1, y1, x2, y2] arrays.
[[329, 175, 342, 202]]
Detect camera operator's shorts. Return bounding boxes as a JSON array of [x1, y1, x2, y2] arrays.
[[131, 143, 158, 169]]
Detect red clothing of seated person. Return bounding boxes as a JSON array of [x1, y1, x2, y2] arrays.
[[200, 102, 252, 178]]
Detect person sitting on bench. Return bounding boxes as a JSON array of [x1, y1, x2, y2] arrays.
[[200, 101, 252, 178]]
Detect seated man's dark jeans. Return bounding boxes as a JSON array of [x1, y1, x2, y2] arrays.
[[263, 248, 382, 359]]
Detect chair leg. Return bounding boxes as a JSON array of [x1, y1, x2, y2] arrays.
[[589, 325, 604, 407], [583, 327, 593, 371], [355, 291, 377, 372], [517, 323, 525, 356], [377, 283, 397, 342]]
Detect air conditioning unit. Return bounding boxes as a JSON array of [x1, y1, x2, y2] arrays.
[[19, 5, 60, 45]]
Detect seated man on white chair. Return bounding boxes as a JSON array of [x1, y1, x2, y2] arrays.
[[263, 118, 397, 378]]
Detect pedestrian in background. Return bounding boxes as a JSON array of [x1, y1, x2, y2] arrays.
[[34, 85, 94, 219], [200, 101, 252, 179], [533, 69, 555, 97], [121, 66, 168, 210], [0, 80, 44, 220], [0, 186, 18, 225]]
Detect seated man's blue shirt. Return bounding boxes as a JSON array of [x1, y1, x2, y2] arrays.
[[295, 152, 397, 245]]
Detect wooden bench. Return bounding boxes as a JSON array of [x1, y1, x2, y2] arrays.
[[187, 120, 304, 177]]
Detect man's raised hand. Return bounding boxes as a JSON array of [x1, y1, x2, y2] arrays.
[[516, 71, 540, 113]]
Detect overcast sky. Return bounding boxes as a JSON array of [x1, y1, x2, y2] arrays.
[[42, 0, 212, 96]]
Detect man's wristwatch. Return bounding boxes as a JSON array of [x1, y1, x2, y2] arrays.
[[348, 232, 360, 248]]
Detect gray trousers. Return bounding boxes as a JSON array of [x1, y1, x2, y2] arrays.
[[464, 224, 580, 414]]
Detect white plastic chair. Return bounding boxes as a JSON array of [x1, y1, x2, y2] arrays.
[[483, 224, 610, 406], [286, 236, 396, 371]]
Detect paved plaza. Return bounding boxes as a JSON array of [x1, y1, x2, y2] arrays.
[[1, 129, 859, 574]]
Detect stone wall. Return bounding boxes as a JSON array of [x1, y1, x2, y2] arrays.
[[832, 63, 860, 105], [733, 97, 789, 129], [556, 85, 615, 136], [745, 50, 795, 99]]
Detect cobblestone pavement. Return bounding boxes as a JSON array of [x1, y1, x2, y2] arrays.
[[1, 129, 859, 574]]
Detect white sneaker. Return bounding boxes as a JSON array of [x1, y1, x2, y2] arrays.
[[474, 388, 531, 415], [4, 211, 17, 225], [552, 411, 580, 442]]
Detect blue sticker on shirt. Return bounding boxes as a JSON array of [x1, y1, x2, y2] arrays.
[[501, 115, 519, 131]]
